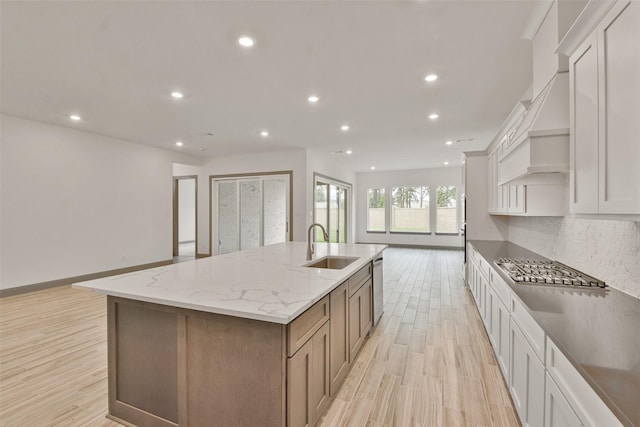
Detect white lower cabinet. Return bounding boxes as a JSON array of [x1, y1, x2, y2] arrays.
[[489, 287, 510, 377], [469, 244, 623, 427], [545, 372, 582, 427], [510, 319, 545, 427], [546, 338, 622, 427]]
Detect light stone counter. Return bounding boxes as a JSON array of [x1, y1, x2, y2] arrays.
[[74, 242, 386, 324]]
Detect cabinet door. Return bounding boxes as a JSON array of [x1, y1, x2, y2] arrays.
[[348, 288, 364, 362], [310, 322, 331, 425], [288, 322, 331, 427], [510, 321, 545, 427], [488, 151, 498, 212], [597, 0, 640, 214], [545, 373, 583, 427], [288, 339, 313, 427], [488, 285, 510, 374], [508, 185, 526, 214], [360, 279, 373, 339], [329, 281, 349, 395], [569, 32, 599, 214]]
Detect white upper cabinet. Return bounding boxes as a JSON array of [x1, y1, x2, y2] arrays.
[[597, 0, 640, 214], [569, 32, 599, 213], [566, 0, 640, 215]]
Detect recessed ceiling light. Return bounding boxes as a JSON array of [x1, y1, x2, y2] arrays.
[[341, 125, 350, 131], [171, 92, 183, 99], [260, 130, 269, 137], [444, 161, 449, 165], [370, 166, 376, 170], [346, 150, 353, 154], [425, 74, 438, 82], [238, 36, 255, 47], [429, 113, 439, 120], [176, 141, 183, 147], [446, 140, 453, 145], [308, 95, 319, 103], [69, 114, 81, 121]]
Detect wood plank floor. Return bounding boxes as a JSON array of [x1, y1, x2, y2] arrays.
[[0, 248, 518, 426]]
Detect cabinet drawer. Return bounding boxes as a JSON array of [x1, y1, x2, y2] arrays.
[[476, 255, 491, 280], [348, 262, 372, 296], [288, 295, 330, 357], [490, 269, 511, 307], [546, 338, 623, 427], [510, 296, 545, 363]]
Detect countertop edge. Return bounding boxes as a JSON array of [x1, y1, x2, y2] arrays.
[[73, 244, 386, 325]]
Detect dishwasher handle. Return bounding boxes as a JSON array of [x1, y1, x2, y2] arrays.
[[373, 257, 383, 265]]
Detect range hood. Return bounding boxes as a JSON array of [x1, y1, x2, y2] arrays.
[[497, 72, 570, 186]]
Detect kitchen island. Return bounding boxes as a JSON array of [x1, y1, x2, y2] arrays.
[[75, 242, 385, 427]]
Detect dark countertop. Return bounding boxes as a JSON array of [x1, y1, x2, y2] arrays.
[[469, 240, 640, 427]]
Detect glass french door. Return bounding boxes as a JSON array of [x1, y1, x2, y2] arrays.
[[213, 174, 290, 255], [314, 178, 349, 243]]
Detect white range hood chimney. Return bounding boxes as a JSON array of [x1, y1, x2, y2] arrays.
[[497, 71, 569, 185], [497, 0, 586, 186]]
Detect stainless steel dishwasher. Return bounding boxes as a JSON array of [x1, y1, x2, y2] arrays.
[[372, 255, 384, 327]]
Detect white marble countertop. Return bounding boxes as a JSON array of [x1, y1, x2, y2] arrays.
[[74, 242, 386, 324]]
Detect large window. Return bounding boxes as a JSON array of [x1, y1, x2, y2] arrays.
[[367, 188, 385, 231], [391, 186, 429, 233], [436, 185, 458, 233]]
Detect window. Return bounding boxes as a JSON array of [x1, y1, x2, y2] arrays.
[[391, 186, 429, 233], [367, 188, 385, 231], [436, 185, 458, 233]]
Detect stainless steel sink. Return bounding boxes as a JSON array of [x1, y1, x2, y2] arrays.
[[303, 256, 359, 269]]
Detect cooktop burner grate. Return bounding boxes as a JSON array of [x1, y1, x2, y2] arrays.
[[495, 258, 607, 288]]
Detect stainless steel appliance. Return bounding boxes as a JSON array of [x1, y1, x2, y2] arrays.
[[372, 255, 384, 326], [495, 258, 607, 288]]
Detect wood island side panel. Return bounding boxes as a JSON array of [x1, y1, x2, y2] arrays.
[[107, 296, 287, 427]]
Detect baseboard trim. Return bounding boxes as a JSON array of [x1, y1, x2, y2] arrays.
[[0, 259, 173, 298], [357, 243, 463, 251], [196, 253, 211, 258]]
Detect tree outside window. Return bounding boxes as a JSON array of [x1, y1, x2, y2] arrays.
[[367, 188, 385, 231], [391, 186, 429, 232], [436, 186, 457, 233]]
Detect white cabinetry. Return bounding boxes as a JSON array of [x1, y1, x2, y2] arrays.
[[510, 306, 545, 427], [489, 271, 511, 377], [546, 338, 622, 427], [568, 0, 640, 215], [545, 372, 582, 427]]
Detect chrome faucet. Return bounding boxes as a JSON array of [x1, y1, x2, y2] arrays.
[[307, 223, 329, 260]]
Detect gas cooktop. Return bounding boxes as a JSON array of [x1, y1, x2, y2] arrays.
[[495, 258, 607, 288]]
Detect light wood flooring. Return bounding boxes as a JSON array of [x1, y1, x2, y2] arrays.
[[0, 248, 518, 427]]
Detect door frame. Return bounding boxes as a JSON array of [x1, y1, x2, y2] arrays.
[[209, 170, 293, 256], [173, 175, 198, 257], [312, 173, 352, 243]]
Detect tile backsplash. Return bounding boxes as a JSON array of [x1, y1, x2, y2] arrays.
[[508, 216, 640, 298]]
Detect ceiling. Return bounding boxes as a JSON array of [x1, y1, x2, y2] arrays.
[[0, 0, 538, 172]]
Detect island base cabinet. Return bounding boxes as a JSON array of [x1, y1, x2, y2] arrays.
[[107, 297, 287, 427], [349, 279, 373, 362], [510, 320, 545, 427], [287, 321, 331, 427], [329, 281, 350, 395]]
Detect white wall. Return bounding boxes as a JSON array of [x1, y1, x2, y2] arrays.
[[0, 114, 199, 290], [198, 148, 307, 254], [464, 153, 509, 241], [508, 216, 640, 298], [356, 166, 464, 247]]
